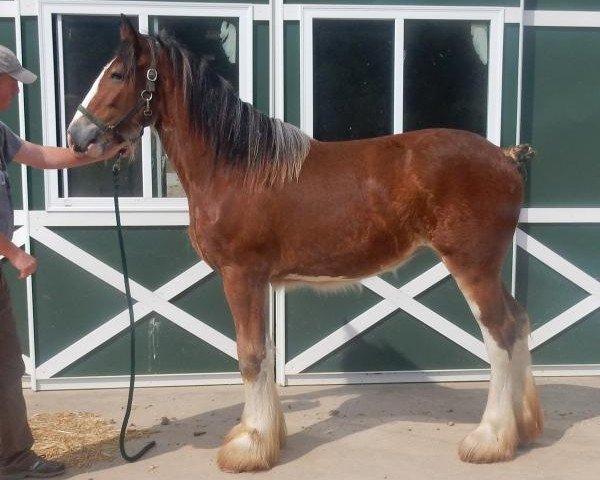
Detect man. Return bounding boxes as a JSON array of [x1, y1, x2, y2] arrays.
[[0, 45, 125, 478]]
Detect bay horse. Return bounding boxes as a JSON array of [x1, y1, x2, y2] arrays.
[[67, 17, 543, 472]]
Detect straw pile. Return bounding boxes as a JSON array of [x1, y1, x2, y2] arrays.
[[29, 412, 156, 469]]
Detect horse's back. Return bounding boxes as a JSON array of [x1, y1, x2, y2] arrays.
[[309, 128, 518, 178], [304, 128, 524, 217]]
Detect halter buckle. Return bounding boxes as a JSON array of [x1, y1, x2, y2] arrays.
[[147, 68, 158, 82]]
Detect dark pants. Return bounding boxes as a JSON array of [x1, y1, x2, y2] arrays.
[[0, 269, 33, 464]]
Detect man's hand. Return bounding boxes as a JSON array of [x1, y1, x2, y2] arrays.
[[14, 140, 130, 170], [73, 141, 130, 162], [7, 248, 37, 279], [0, 234, 37, 279]]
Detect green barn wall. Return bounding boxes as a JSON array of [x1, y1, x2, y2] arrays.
[[521, 27, 600, 207], [1, 1, 598, 382]]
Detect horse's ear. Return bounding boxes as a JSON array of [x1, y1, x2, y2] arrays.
[[119, 14, 141, 45]]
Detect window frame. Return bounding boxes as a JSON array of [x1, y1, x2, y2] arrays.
[[38, 1, 254, 212], [300, 5, 504, 144]]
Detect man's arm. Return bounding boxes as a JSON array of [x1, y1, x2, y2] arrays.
[[0, 232, 36, 279], [5, 140, 127, 279], [12, 140, 128, 169]]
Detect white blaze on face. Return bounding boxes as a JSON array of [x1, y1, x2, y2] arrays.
[[68, 60, 114, 130]]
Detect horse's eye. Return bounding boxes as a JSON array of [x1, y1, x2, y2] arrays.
[[110, 71, 124, 81]]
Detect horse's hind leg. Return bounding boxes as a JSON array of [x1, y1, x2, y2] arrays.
[[217, 267, 286, 472], [443, 257, 543, 463]]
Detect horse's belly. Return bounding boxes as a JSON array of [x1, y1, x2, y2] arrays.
[[276, 230, 424, 285], [277, 274, 359, 291]]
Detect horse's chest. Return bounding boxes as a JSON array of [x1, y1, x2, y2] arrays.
[[187, 207, 225, 266], [187, 204, 252, 266]]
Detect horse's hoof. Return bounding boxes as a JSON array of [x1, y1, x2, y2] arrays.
[[458, 423, 517, 463], [217, 424, 280, 473]]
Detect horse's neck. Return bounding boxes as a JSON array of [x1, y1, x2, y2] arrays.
[[155, 98, 214, 196]]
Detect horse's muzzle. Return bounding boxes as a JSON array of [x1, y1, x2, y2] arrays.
[[67, 117, 102, 153]]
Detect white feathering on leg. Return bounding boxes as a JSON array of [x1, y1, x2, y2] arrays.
[[217, 339, 286, 472]]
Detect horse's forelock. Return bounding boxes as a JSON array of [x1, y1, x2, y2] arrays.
[[115, 40, 138, 81]]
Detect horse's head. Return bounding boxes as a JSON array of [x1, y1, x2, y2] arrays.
[[67, 16, 159, 156]]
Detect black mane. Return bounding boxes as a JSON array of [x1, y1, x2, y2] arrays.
[[126, 32, 311, 188]]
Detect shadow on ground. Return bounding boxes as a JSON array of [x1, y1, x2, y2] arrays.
[[53, 380, 600, 477]]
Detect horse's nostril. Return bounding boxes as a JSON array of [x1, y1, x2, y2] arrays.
[[68, 121, 100, 153]]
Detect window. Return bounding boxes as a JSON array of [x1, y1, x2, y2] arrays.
[[149, 16, 240, 198], [313, 20, 394, 141], [302, 7, 503, 144], [58, 15, 143, 198], [38, 3, 253, 210], [404, 20, 489, 137]]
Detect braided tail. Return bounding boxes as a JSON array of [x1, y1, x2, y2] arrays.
[[503, 144, 536, 178]]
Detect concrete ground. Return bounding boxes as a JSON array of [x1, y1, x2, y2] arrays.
[[24, 376, 600, 480]]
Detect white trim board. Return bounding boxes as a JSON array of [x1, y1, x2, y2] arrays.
[[20, 208, 600, 226], [8, 2, 600, 27], [525, 10, 600, 27], [36, 364, 600, 391], [28, 210, 190, 226], [0, 1, 18, 17], [520, 208, 600, 223], [35, 372, 242, 391], [285, 365, 600, 386]]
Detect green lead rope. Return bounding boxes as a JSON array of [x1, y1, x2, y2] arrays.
[[113, 160, 157, 462]]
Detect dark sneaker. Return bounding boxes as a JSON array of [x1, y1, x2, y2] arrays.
[[0, 452, 65, 479]]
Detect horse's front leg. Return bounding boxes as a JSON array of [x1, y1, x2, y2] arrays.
[[217, 267, 286, 473]]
